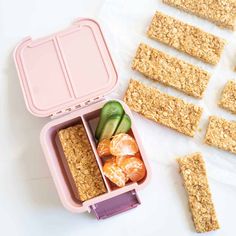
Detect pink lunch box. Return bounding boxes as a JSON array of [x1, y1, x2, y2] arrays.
[[13, 18, 151, 219]]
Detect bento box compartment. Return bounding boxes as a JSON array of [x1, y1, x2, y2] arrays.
[[57, 120, 108, 202], [82, 108, 148, 190]]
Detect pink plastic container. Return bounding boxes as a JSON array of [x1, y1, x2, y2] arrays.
[[14, 18, 151, 219]]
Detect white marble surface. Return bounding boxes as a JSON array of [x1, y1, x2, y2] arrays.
[[1, 0, 236, 235]]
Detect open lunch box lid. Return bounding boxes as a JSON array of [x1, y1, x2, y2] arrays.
[[14, 18, 118, 117]]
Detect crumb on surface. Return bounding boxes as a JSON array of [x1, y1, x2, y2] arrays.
[[163, 0, 236, 30], [219, 80, 236, 114], [123, 79, 203, 137], [58, 124, 106, 201], [177, 153, 220, 233], [147, 11, 226, 65], [132, 43, 210, 98], [204, 116, 236, 154]]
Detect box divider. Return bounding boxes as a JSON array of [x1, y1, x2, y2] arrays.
[[81, 115, 112, 192]]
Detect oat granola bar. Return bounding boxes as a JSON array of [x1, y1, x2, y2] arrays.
[[147, 12, 226, 65], [204, 116, 236, 154], [58, 124, 106, 201], [219, 80, 236, 114], [123, 79, 203, 137], [177, 153, 220, 233], [163, 0, 236, 30], [132, 43, 211, 98]]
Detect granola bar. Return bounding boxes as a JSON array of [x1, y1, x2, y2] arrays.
[[132, 43, 211, 98], [177, 153, 220, 233], [219, 80, 236, 114], [123, 79, 203, 137], [204, 116, 236, 154], [147, 12, 226, 65], [58, 124, 106, 201], [163, 0, 236, 30]]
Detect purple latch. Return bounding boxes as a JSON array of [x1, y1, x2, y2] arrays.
[[90, 190, 140, 219]]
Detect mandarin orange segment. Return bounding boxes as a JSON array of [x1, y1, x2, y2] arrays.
[[103, 157, 127, 188], [116, 155, 127, 166], [110, 133, 139, 156], [97, 139, 111, 158], [120, 157, 146, 182], [116, 152, 141, 166]]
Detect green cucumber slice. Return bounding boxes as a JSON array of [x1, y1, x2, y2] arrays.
[[95, 100, 124, 140], [99, 114, 122, 141], [114, 114, 131, 135]]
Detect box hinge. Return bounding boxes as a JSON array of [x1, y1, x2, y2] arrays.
[[50, 96, 103, 119]]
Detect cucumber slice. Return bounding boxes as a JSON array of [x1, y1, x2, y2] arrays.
[[95, 101, 124, 140], [99, 114, 122, 141], [115, 114, 131, 135]]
